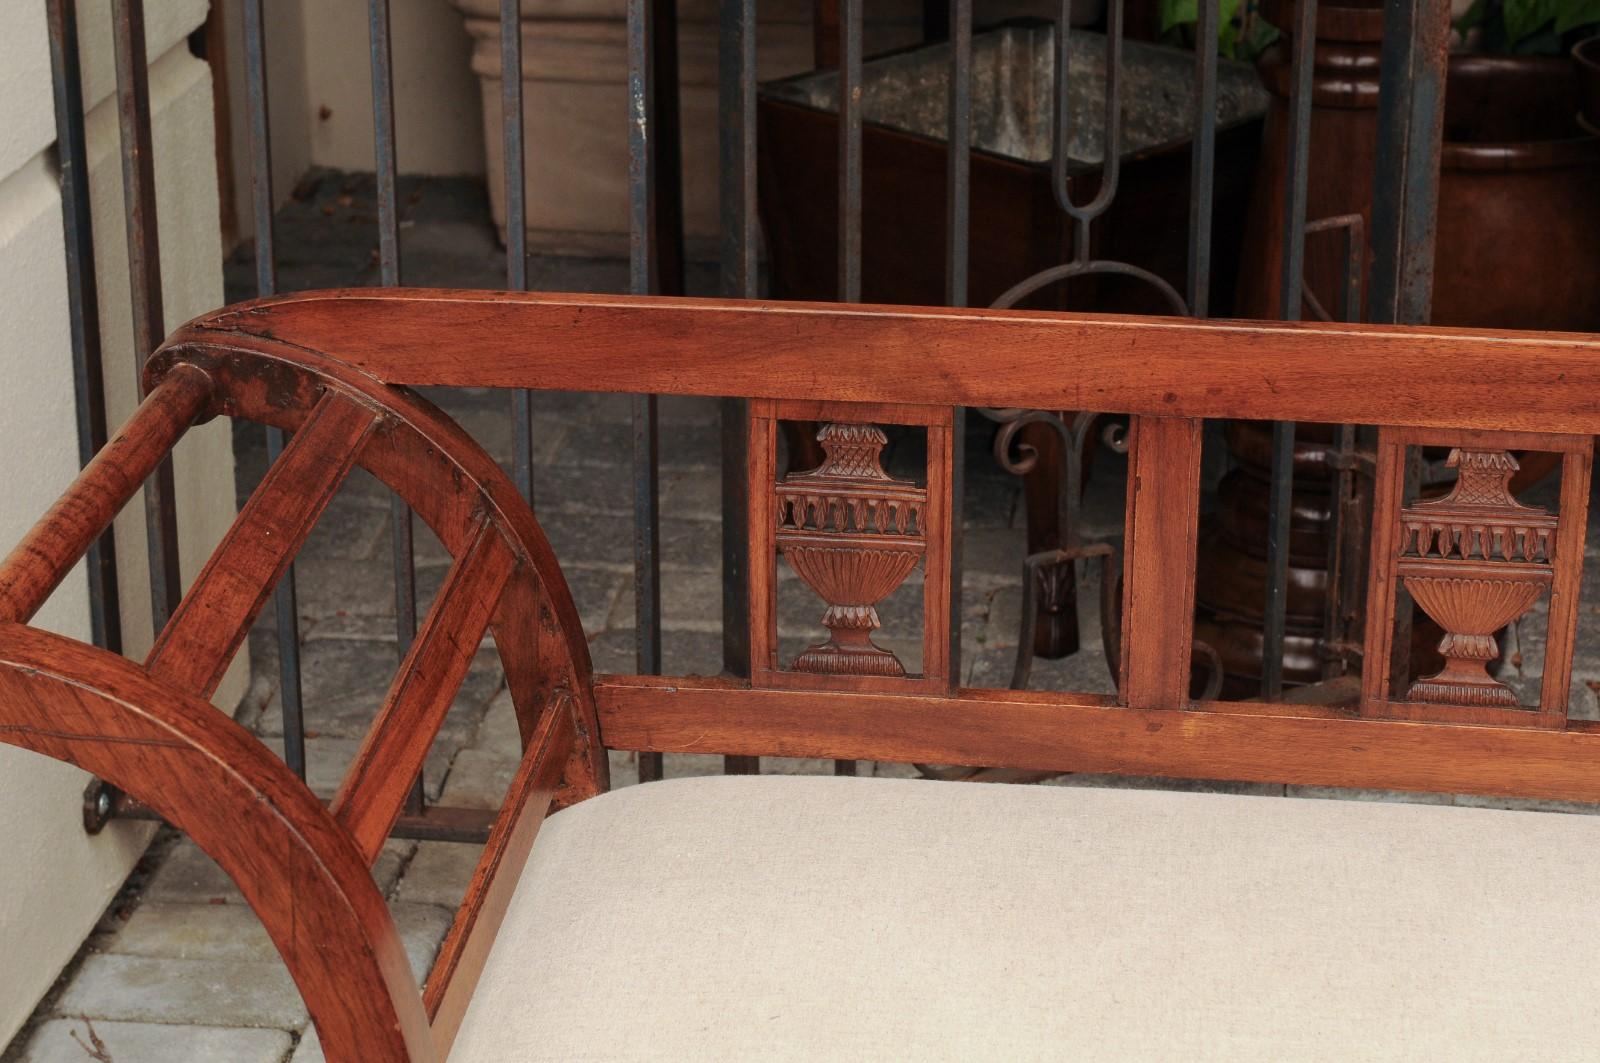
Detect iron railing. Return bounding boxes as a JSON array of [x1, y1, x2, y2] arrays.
[[47, 0, 1451, 836]]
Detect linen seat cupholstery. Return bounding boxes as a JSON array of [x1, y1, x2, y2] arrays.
[[449, 774, 1600, 1062]]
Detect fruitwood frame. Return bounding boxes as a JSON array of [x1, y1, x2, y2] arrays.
[[4, 289, 1600, 1061]]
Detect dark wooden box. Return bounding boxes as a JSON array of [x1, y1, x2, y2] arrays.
[[758, 22, 1269, 315]]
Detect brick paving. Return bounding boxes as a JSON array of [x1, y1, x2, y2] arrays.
[[6, 171, 1598, 1060]]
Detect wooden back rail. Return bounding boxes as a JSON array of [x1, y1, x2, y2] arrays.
[[4, 287, 1600, 1062]]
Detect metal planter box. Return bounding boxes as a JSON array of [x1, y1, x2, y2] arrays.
[[758, 22, 1270, 314]]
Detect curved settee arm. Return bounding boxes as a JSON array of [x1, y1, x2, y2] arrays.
[[0, 624, 434, 1061], [0, 291, 615, 1061], [149, 314, 607, 795]]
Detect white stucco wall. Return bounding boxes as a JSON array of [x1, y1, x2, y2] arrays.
[[302, 0, 484, 176], [0, 2, 241, 1045]]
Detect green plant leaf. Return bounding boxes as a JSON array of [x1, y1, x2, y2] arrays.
[[1221, 0, 1244, 32], [1554, 0, 1600, 33], [1160, 0, 1247, 52], [1502, 0, 1557, 45], [1239, 17, 1281, 61], [1219, 17, 1239, 57], [1160, 0, 1197, 34], [1454, 0, 1491, 32]]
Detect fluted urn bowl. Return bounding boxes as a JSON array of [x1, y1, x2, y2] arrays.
[[780, 536, 924, 677], [1403, 575, 1545, 641], [781, 540, 923, 608], [1401, 568, 1550, 706]]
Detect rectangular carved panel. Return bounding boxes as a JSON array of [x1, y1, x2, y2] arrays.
[[776, 423, 927, 677], [749, 400, 953, 694], [1362, 428, 1592, 728]]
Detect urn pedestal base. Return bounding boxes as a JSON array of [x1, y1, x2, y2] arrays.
[[793, 611, 906, 677]]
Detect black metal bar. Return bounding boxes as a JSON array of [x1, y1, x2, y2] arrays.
[[367, 0, 421, 815], [1261, 0, 1317, 700], [718, 0, 757, 775], [369, 1, 402, 291], [627, 0, 686, 297], [630, 395, 662, 670], [47, 0, 122, 655], [111, 0, 183, 634], [1368, 1, 1449, 696], [1275, 0, 1316, 322], [628, 0, 668, 785], [1052, 0, 1123, 229], [1186, 0, 1219, 319], [501, 0, 536, 509], [650, 0, 687, 297], [829, 0, 866, 776], [1369, 0, 1450, 326], [95, 791, 498, 845], [1306, 214, 1363, 680], [838, 0, 863, 303], [718, 0, 758, 298], [945, 0, 971, 309], [111, 0, 164, 376], [1261, 418, 1297, 699], [243, 0, 276, 301], [945, 0, 971, 700], [366, 0, 416, 655], [243, 0, 308, 779], [501, 0, 527, 295], [631, 376, 666, 776]]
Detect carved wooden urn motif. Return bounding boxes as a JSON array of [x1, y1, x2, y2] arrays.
[[776, 423, 926, 677], [1397, 449, 1556, 707]]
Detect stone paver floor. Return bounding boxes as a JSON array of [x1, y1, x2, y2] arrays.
[[7, 171, 1600, 1061]]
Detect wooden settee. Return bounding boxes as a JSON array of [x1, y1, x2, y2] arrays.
[[4, 290, 1600, 1060]]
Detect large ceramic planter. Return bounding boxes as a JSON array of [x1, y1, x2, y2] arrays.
[[1237, 1, 1600, 330], [1234, 0, 1386, 320], [450, 0, 920, 256], [1432, 56, 1600, 331], [1220, 9, 1599, 698]]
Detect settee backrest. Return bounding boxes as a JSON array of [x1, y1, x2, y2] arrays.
[[4, 288, 1600, 1061]]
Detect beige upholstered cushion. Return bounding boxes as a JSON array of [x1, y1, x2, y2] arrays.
[[448, 775, 1600, 1061]]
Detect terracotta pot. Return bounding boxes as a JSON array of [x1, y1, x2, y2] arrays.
[[1433, 55, 1600, 331], [1194, 531, 1329, 627], [1234, 0, 1385, 320], [1214, 467, 1331, 564], [1194, 613, 1451, 699], [1194, 616, 1326, 696], [1239, 5, 1600, 330], [1223, 420, 1341, 481], [1214, 21, 1597, 701]]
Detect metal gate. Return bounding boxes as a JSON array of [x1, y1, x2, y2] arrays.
[[47, 0, 1453, 835]]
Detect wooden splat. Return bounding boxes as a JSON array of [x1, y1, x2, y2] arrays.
[[749, 400, 954, 695], [1362, 428, 1593, 728]]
